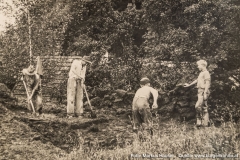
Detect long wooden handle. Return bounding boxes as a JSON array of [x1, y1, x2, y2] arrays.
[[83, 85, 92, 110], [22, 79, 35, 113]]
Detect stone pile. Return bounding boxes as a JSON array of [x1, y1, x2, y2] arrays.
[[158, 84, 197, 121], [84, 84, 198, 121]]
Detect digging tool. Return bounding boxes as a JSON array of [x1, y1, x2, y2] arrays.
[[83, 84, 97, 118], [22, 78, 35, 113]]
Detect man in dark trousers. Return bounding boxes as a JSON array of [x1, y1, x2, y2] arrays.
[[22, 64, 42, 115], [132, 77, 158, 134]]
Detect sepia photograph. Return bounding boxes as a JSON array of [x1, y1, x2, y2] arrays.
[[0, 0, 239, 159]]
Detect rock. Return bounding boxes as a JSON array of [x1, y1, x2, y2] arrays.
[[116, 108, 126, 115], [111, 92, 117, 97], [159, 94, 170, 105], [189, 89, 198, 98], [126, 92, 135, 98], [123, 92, 135, 104], [95, 88, 110, 98], [103, 95, 111, 101], [88, 125, 99, 132], [179, 95, 190, 100], [32, 135, 41, 141], [177, 100, 190, 108], [100, 100, 112, 107], [178, 89, 188, 95], [89, 97, 103, 108], [111, 91, 134, 107], [177, 107, 191, 114], [112, 101, 126, 108], [179, 108, 195, 121], [0, 83, 11, 97], [113, 98, 122, 103], [0, 83, 10, 92], [175, 106, 195, 121], [171, 98, 178, 105], [115, 89, 127, 98], [158, 103, 175, 114]]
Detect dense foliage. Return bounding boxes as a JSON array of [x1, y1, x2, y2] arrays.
[[0, 0, 239, 121]]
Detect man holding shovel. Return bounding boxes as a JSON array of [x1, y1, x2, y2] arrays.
[[22, 64, 42, 115], [67, 56, 92, 118], [184, 60, 211, 127]]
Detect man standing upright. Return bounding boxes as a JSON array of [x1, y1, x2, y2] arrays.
[[67, 56, 92, 118], [184, 60, 211, 127]]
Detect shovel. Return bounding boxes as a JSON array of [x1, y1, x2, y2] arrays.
[[22, 79, 35, 113], [83, 84, 97, 118]]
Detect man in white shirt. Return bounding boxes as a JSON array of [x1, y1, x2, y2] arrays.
[[67, 56, 92, 118], [132, 77, 158, 133], [184, 60, 211, 127]]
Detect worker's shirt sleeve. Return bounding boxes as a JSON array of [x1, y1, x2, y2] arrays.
[[69, 60, 82, 78], [150, 87, 158, 102]]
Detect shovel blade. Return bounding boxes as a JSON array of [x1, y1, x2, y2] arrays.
[[91, 110, 97, 118]]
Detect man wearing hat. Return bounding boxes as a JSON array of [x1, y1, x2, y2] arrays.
[[132, 77, 158, 133], [67, 56, 92, 118], [22, 64, 42, 115]]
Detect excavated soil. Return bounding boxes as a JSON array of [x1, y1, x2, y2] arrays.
[[0, 100, 135, 159]]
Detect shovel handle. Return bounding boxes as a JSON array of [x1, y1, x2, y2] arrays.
[[83, 84, 92, 110], [22, 79, 35, 113]]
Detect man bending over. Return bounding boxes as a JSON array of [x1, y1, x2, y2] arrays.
[[132, 77, 158, 133]]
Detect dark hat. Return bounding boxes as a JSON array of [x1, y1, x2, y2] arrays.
[[140, 77, 150, 85], [82, 56, 92, 64]]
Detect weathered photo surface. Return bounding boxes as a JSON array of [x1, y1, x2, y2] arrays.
[[0, 0, 239, 159]]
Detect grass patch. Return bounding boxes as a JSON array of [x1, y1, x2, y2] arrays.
[[63, 120, 240, 160]]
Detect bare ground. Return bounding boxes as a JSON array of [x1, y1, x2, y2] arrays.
[[0, 100, 136, 159]]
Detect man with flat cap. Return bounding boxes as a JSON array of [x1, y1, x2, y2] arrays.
[[67, 56, 92, 118], [132, 77, 158, 134]]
